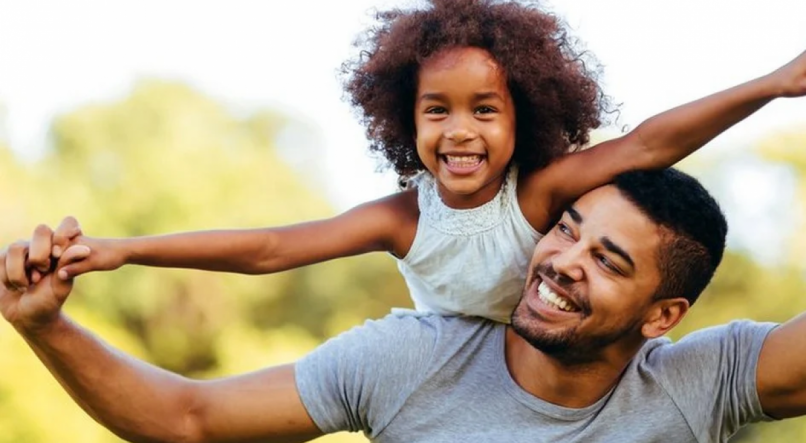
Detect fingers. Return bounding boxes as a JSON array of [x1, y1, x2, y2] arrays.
[[31, 269, 43, 284], [52, 266, 77, 303], [57, 261, 89, 280], [49, 246, 89, 301], [28, 224, 55, 273], [56, 245, 91, 280], [0, 265, 23, 321], [52, 216, 82, 259], [3, 241, 31, 291]]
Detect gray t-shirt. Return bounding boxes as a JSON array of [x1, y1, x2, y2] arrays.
[[296, 313, 776, 442]]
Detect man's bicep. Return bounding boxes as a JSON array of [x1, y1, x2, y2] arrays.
[[757, 313, 806, 419], [654, 321, 775, 438], [189, 364, 323, 443]]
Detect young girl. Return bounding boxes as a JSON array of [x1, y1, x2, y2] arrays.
[[50, 0, 806, 322]]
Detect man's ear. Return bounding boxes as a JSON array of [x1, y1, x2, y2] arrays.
[[641, 297, 689, 339]]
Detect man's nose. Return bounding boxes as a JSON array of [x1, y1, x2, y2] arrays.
[[550, 243, 585, 282]]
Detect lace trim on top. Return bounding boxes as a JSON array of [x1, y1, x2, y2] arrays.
[[414, 167, 518, 236]]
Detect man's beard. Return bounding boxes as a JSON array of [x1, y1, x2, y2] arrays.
[[511, 263, 642, 365]]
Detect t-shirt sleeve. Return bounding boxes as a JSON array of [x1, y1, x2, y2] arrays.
[[294, 313, 440, 436], [649, 320, 778, 441]]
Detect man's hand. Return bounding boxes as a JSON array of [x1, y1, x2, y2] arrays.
[[49, 216, 127, 280], [0, 224, 90, 332], [768, 50, 806, 98]]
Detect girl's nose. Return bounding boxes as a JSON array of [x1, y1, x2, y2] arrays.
[[444, 126, 477, 143]]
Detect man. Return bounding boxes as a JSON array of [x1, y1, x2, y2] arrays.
[[2, 168, 804, 442]]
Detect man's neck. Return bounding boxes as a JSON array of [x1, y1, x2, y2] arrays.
[[504, 327, 644, 408]]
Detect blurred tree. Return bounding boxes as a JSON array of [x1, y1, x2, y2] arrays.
[[0, 80, 407, 442], [756, 130, 806, 268]]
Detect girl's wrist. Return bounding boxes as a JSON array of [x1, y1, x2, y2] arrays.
[[114, 237, 136, 266], [757, 69, 787, 100]]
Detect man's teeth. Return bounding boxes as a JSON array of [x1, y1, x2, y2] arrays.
[[444, 154, 482, 167], [538, 281, 578, 312]]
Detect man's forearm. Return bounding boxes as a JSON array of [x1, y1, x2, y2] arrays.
[[19, 315, 198, 443]]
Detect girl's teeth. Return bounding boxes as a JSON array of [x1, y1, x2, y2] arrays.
[[445, 155, 482, 167]]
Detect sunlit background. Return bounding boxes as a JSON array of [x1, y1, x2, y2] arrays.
[[1, 1, 805, 441]]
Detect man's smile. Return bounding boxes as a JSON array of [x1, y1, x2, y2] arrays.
[[525, 277, 584, 322]]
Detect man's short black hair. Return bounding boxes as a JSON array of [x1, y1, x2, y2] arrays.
[[613, 169, 728, 306]]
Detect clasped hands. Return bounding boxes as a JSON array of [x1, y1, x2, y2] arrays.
[[0, 217, 89, 332]]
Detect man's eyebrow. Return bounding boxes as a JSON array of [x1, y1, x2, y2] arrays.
[[601, 236, 635, 270], [567, 206, 583, 224]]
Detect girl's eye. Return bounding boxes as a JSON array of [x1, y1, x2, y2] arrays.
[[425, 106, 447, 114], [475, 105, 496, 114]]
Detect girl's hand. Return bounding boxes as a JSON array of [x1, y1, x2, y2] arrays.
[[50, 217, 127, 280], [769, 50, 806, 98]]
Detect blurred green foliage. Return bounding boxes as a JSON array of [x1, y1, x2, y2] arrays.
[[0, 82, 804, 442], [0, 82, 409, 443]]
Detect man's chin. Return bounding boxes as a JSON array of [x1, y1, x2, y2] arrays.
[[512, 305, 644, 365], [511, 323, 601, 365], [512, 307, 577, 354]]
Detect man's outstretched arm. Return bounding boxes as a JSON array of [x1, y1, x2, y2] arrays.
[[1, 234, 322, 443], [22, 317, 320, 443], [757, 313, 806, 419]]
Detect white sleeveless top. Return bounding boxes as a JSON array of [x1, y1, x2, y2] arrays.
[[397, 168, 544, 323]]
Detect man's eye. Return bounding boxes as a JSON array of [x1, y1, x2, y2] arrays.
[[557, 222, 572, 236], [597, 255, 620, 273]]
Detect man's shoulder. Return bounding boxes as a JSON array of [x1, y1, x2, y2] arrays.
[[633, 319, 778, 381], [614, 320, 777, 416], [619, 321, 779, 440], [325, 311, 500, 353], [295, 312, 503, 435], [372, 311, 500, 339], [641, 320, 777, 359]]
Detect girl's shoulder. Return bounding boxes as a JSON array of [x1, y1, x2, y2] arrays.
[[384, 187, 420, 220], [367, 187, 419, 257]]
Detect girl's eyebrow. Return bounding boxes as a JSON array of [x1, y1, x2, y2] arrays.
[[417, 92, 447, 101], [417, 91, 505, 102], [473, 92, 505, 101]]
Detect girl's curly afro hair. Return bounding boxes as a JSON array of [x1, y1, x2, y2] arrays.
[[342, 0, 610, 178]]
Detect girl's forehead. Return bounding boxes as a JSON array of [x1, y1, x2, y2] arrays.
[[417, 47, 507, 91], [420, 47, 502, 73]]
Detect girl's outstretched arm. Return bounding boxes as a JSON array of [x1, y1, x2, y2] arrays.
[[52, 190, 419, 279], [522, 50, 806, 229]]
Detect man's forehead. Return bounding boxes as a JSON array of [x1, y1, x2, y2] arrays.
[[575, 185, 630, 210], [571, 186, 660, 244]]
